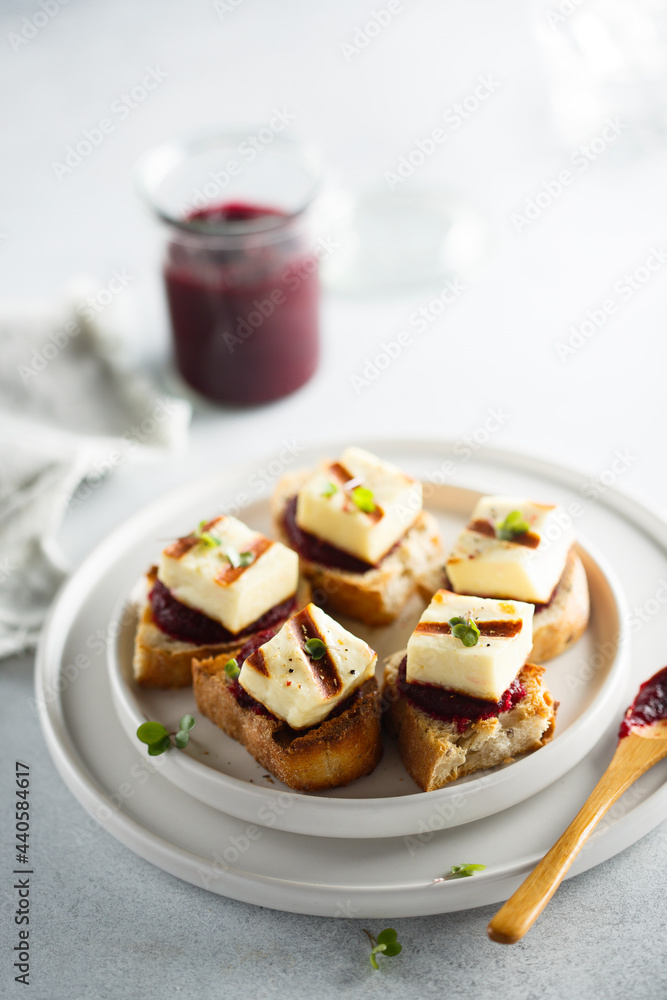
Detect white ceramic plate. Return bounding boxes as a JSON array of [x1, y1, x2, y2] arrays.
[[106, 481, 628, 839], [35, 441, 667, 917]]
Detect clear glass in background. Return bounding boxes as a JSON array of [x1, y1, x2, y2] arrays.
[[136, 133, 326, 406], [320, 187, 489, 294], [532, 0, 667, 150]]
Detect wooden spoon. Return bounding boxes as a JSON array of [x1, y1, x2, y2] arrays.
[[488, 670, 667, 945]]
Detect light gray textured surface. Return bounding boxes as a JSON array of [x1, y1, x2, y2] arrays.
[[3, 0, 667, 996]]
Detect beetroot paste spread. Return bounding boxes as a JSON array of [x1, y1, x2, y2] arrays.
[[282, 495, 390, 574], [149, 577, 297, 646], [619, 666, 667, 738], [227, 630, 276, 717], [396, 656, 525, 733]]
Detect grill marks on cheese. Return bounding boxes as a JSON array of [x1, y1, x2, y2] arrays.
[[467, 518, 540, 549], [406, 590, 535, 701], [245, 645, 270, 677], [163, 534, 200, 560], [163, 519, 275, 588], [414, 618, 523, 639], [329, 461, 354, 486], [295, 447, 422, 565], [215, 536, 273, 586], [238, 602, 377, 729], [158, 515, 299, 636], [328, 462, 383, 525], [243, 608, 343, 696], [163, 517, 224, 560], [292, 610, 344, 697]]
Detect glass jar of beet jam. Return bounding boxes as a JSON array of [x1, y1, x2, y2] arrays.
[[137, 133, 324, 405]]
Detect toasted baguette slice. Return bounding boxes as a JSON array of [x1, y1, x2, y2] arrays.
[[419, 546, 590, 663], [192, 655, 383, 791], [132, 571, 311, 689], [383, 653, 557, 792], [271, 470, 443, 627]]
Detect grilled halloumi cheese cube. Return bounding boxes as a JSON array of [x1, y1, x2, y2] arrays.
[[158, 515, 298, 634], [239, 603, 377, 728], [406, 590, 534, 702], [446, 496, 573, 604], [295, 446, 422, 564]]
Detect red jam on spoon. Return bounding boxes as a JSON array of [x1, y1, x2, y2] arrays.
[[618, 665, 667, 739]]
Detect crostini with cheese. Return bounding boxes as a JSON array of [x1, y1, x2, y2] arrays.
[[193, 602, 383, 791], [383, 590, 557, 791], [133, 514, 309, 688], [427, 496, 590, 662], [271, 446, 443, 626]]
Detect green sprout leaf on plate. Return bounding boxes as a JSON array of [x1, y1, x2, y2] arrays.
[[363, 928, 402, 970], [433, 863, 487, 883], [322, 482, 338, 498], [351, 486, 377, 514], [136, 722, 168, 746], [448, 616, 480, 647], [496, 510, 530, 541], [136, 715, 196, 756], [174, 714, 196, 749], [304, 638, 327, 660], [224, 658, 240, 679], [148, 736, 171, 756]]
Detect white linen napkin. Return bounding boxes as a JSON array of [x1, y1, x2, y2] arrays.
[[0, 279, 191, 658]]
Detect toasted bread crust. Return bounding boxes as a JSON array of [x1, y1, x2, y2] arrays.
[[192, 657, 383, 791], [271, 469, 443, 626], [382, 653, 557, 792], [530, 547, 590, 662], [132, 572, 311, 689]]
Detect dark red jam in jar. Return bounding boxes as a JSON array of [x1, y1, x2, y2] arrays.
[[164, 201, 319, 405], [138, 134, 324, 406]]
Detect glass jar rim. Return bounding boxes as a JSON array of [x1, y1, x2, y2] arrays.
[[135, 130, 326, 237]]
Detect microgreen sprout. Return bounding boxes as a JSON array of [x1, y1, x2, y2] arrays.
[[174, 715, 196, 749], [448, 616, 480, 647], [218, 545, 249, 569], [224, 658, 240, 679], [198, 532, 220, 548], [136, 715, 196, 756], [363, 928, 402, 970], [496, 510, 530, 541], [304, 637, 327, 660], [220, 546, 255, 569], [433, 863, 487, 883], [322, 482, 338, 497], [195, 521, 221, 548], [351, 486, 377, 514]]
